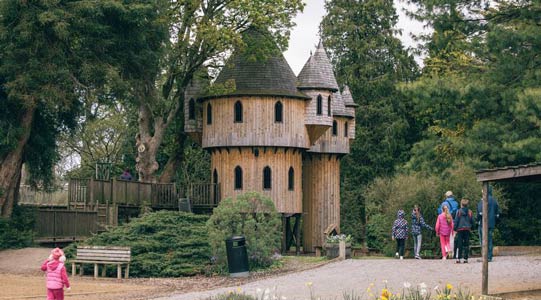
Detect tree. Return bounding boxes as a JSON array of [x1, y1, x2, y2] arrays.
[[0, 0, 168, 217], [131, 0, 305, 183], [321, 0, 419, 243]]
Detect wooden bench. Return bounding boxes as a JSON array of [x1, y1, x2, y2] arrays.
[[71, 246, 131, 279]]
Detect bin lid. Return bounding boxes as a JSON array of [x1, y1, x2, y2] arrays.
[[226, 235, 245, 242]]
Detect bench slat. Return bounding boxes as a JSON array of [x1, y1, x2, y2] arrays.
[[76, 252, 131, 257], [77, 250, 130, 255], [72, 260, 129, 264], [78, 246, 130, 251], [74, 257, 130, 262]]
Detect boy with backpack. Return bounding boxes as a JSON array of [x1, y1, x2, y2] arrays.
[[454, 198, 474, 263]]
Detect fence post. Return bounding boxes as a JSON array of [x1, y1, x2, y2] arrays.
[[88, 178, 94, 210]]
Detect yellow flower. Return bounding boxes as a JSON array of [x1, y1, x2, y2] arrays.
[[237, 287, 242, 293], [382, 296, 388, 300], [381, 288, 392, 299], [367, 287, 372, 293], [306, 282, 313, 287], [446, 283, 453, 290]]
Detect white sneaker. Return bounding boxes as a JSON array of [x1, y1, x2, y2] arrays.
[[400, 256, 404, 260]]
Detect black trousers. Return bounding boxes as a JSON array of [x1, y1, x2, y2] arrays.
[[396, 239, 406, 257], [456, 230, 471, 260]]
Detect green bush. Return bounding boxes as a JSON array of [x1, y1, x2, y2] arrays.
[[65, 211, 211, 277], [0, 206, 36, 250], [207, 192, 281, 272]]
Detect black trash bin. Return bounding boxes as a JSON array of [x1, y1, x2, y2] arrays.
[[225, 236, 249, 277]]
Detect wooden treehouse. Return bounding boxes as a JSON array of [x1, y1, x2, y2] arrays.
[[184, 28, 358, 253]]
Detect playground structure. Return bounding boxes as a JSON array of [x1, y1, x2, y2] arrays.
[[24, 178, 219, 243]]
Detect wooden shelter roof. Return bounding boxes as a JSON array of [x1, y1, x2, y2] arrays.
[[475, 162, 541, 182]]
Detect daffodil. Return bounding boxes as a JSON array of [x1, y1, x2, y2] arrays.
[[446, 283, 453, 290]]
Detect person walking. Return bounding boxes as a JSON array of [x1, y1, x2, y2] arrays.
[[454, 199, 473, 263], [435, 205, 454, 260], [411, 205, 433, 259], [438, 191, 459, 258], [120, 169, 133, 181], [477, 186, 500, 262], [392, 209, 408, 260], [41, 248, 70, 300]]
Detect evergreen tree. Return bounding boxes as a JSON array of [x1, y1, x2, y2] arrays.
[[321, 0, 419, 243]]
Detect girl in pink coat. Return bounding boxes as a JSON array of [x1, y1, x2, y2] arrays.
[[435, 205, 454, 260], [41, 248, 70, 300]]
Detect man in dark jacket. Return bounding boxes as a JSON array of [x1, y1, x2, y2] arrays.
[[477, 186, 500, 262], [454, 199, 473, 263]]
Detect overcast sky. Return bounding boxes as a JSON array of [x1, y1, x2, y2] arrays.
[[283, 0, 426, 75]]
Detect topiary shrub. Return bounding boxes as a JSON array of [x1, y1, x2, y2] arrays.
[[207, 192, 281, 272], [65, 211, 211, 277]]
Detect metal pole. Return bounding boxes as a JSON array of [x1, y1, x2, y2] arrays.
[[482, 182, 489, 295]]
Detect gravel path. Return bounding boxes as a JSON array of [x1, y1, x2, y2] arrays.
[[158, 256, 541, 300]]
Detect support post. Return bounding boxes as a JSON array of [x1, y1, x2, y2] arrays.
[[125, 264, 130, 279], [94, 263, 98, 279], [117, 264, 122, 279], [339, 240, 346, 260], [482, 182, 489, 295], [72, 263, 76, 276], [295, 214, 301, 255], [281, 214, 287, 254]]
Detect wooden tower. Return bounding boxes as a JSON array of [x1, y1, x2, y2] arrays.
[[185, 30, 357, 253]]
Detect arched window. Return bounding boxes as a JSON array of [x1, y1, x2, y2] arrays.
[[234, 101, 243, 123], [345, 122, 349, 137], [316, 94, 323, 115], [206, 103, 212, 125], [263, 166, 272, 189], [327, 95, 331, 116], [332, 120, 337, 136], [275, 101, 283, 123], [288, 167, 294, 191], [234, 166, 243, 189], [213, 169, 218, 184], [188, 98, 195, 120]]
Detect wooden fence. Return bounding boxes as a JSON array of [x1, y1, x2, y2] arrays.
[[34, 209, 98, 242], [19, 185, 68, 207], [68, 179, 220, 210]]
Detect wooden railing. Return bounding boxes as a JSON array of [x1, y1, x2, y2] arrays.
[[68, 179, 220, 210], [19, 185, 68, 207], [35, 209, 98, 241]]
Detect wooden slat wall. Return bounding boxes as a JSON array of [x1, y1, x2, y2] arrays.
[[303, 90, 334, 126], [202, 96, 309, 149], [35, 209, 98, 239], [211, 147, 302, 213], [308, 117, 350, 154], [302, 154, 341, 252]]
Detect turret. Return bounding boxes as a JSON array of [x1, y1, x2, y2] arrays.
[[297, 41, 338, 144], [341, 85, 358, 139]]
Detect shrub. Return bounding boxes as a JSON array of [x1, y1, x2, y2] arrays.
[[65, 211, 211, 277], [363, 163, 490, 257], [207, 192, 281, 272], [0, 206, 36, 250]]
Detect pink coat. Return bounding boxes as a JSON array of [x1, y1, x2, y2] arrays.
[[41, 260, 70, 290], [435, 212, 454, 236]]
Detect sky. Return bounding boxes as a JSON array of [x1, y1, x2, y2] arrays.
[[283, 0, 427, 75]]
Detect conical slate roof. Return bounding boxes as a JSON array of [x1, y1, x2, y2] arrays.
[[342, 85, 359, 107], [211, 28, 309, 99], [332, 91, 354, 118], [297, 41, 339, 91]]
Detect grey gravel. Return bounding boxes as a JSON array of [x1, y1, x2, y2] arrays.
[[158, 256, 541, 300]]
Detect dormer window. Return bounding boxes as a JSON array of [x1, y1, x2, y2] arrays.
[[317, 95, 323, 115], [234, 101, 243, 123], [332, 120, 337, 136]]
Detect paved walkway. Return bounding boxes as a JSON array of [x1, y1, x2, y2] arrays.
[[158, 256, 541, 300]]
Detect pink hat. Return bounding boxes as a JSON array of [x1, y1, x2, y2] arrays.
[[51, 248, 64, 260]]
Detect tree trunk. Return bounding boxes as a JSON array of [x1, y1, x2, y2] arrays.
[[135, 103, 162, 183], [159, 132, 187, 183], [0, 107, 35, 218]]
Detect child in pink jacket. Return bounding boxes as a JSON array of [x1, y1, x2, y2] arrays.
[[41, 248, 70, 300], [435, 205, 454, 260]]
